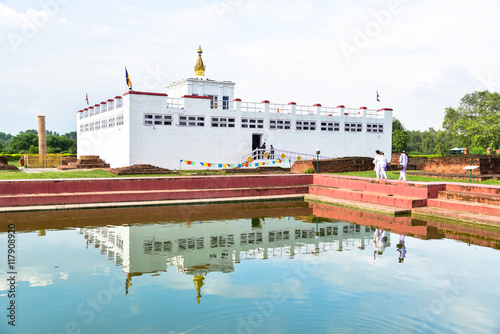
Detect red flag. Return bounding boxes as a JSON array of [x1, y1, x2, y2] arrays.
[[376, 90, 380, 102], [86, 93, 89, 105]]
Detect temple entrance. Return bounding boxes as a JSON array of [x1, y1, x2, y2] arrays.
[[252, 134, 263, 160]]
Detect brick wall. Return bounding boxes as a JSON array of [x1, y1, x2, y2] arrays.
[[423, 155, 500, 175], [291, 157, 374, 174]]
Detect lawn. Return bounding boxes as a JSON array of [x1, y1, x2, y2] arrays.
[[330, 170, 500, 185]]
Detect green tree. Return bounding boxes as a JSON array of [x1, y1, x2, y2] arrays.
[[8, 132, 38, 152], [392, 117, 409, 152], [443, 91, 500, 149]]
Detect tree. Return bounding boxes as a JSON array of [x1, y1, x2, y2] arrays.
[[392, 117, 409, 152], [8, 132, 38, 152], [443, 91, 500, 149]]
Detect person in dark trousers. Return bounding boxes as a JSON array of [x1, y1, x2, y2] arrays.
[[259, 142, 266, 159]]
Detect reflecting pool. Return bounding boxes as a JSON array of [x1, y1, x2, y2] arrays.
[[1, 201, 500, 334]]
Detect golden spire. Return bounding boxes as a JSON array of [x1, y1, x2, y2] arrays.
[[194, 45, 205, 77], [193, 275, 205, 304]]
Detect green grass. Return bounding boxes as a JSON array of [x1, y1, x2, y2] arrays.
[[330, 170, 500, 185], [0, 168, 225, 180]]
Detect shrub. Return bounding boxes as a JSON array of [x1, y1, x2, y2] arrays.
[[303, 167, 315, 174]]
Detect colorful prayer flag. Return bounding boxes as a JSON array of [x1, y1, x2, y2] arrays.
[[125, 67, 132, 90]]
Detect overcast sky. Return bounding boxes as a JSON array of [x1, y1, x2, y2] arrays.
[[1, 0, 499, 135]]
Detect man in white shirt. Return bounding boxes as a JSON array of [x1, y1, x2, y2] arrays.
[[399, 150, 408, 181]]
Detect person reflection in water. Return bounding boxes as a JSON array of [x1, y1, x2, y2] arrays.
[[373, 229, 387, 261], [397, 235, 407, 263]]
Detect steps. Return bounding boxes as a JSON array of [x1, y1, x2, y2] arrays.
[[418, 183, 500, 225], [0, 175, 313, 208]]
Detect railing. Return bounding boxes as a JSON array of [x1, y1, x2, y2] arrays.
[[24, 154, 62, 168], [269, 103, 292, 114], [166, 97, 184, 109], [241, 148, 332, 163], [239, 101, 265, 113]]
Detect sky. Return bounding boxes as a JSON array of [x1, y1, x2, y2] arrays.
[[1, 0, 499, 135]]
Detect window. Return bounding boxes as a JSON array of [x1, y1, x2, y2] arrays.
[[144, 114, 153, 126], [179, 115, 204, 127], [270, 119, 291, 130], [367, 123, 384, 133], [116, 99, 122, 108], [178, 237, 204, 250], [83, 110, 88, 118], [95, 121, 100, 131], [79, 124, 83, 133], [108, 117, 115, 128], [94, 106, 100, 115], [208, 95, 218, 109], [211, 117, 235, 128], [241, 118, 264, 129], [79, 113, 83, 120], [84, 123, 89, 132], [345, 122, 362, 132], [321, 122, 340, 132], [145, 114, 172, 126], [222, 96, 229, 110], [108, 100, 115, 111], [210, 235, 235, 248], [296, 120, 316, 131], [89, 122, 94, 131], [101, 104, 107, 113], [89, 108, 94, 117], [101, 119, 108, 129], [116, 115, 124, 126]]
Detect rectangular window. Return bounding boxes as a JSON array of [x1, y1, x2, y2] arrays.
[[270, 119, 291, 130], [89, 122, 94, 131], [179, 115, 204, 127], [222, 96, 229, 110], [95, 121, 100, 131], [108, 101, 115, 111], [108, 117, 115, 128], [241, 118, 264, 129], [211, 117, 235, 128], [321, 122, 340, 132], [101, 104, 107, 113], [79, 124, 83, 133], [116, 99, 122, 108], [89, 108, 94, 117], [84, 123, 89, 132], [116, 115, 124, 126], [208, 95, 218, 109], [94, 106, 100, 115], [79, 113, 83, 120], [296, 120, 316, 131], [345, 122, 362, 132], [83, 110, 88, 118], [101, 119, 108, 129], [367, 123, 384, 133]]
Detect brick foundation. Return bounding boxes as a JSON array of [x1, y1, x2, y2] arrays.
[[423, 155, 500, 175], [291, 157, 374, 174]]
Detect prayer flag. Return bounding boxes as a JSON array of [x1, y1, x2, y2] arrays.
[[86, 93, 89, 105], [377, 90, 380, 102]]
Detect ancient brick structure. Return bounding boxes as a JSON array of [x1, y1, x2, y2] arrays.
[[0, 156, 18, 170], [423, 155, 500, 175], [109, 164, 177, 175], [57, 155, 110, 170], [291, 157, 374, 174]]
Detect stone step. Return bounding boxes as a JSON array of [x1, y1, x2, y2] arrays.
[[0, 185, 309, 207], [438, 190, 500, 205], [413, 205, 500, 226], [309, 184, 427, 209], [426, 198, 500, 217], [444, 183, 500, 196], [313, 174, 445, 198]]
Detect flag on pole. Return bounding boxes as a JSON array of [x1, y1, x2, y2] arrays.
[[376, 90, 380, 102], [125, 67, 132, 91], [86, 93, 89, 105]]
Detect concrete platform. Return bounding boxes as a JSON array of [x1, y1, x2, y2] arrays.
[[413, 205, 500, 227]]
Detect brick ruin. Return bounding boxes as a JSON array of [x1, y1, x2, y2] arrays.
[[423, 155, 500, 176], [291, 157, 375, 174], [109, 164, 177, 175], [57, 155, 110, 170], [0, 156, 19, 171]]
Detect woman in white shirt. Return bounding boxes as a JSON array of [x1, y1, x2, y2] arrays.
[[399, 150, 408, 181], [378, 151, 388, 179]]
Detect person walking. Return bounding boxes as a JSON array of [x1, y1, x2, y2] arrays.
[[399, 150, 408, 181], [379, 151, 388, 179], [373, 150, 381, 179]]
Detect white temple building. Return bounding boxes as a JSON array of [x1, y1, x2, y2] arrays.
[[77, 46, 393, 169]]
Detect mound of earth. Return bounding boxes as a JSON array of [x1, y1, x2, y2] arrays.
[[109, 164, 177, 175]]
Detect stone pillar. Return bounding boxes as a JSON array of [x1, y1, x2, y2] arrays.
[[38, 115, 47, 167]]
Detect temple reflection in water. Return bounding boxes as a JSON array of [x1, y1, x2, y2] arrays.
[[78, 217, 383, 301]]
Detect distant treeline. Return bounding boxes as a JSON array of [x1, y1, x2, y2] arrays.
[[392, 91, 500, 155], [0, 130, 77, 154]]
